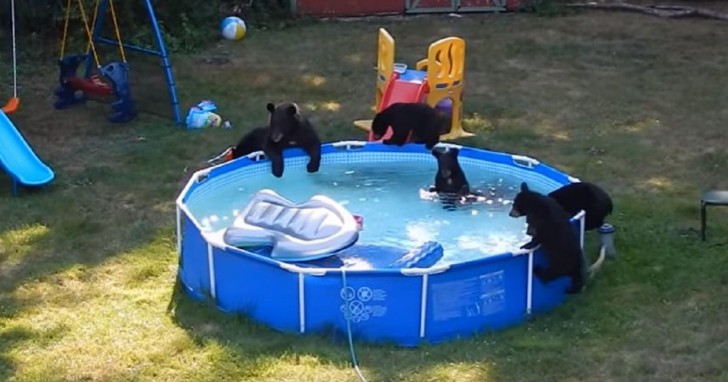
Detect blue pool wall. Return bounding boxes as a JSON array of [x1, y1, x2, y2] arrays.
[[176, 141, 585, 347]]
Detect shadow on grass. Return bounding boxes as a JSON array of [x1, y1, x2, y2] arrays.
[[0, 214, 177, 381], [0, 327, 35, 378], [0, 127, 196, 378]]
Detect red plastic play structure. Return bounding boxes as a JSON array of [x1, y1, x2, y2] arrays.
[[354, 28, 473, 143], [364, 71, 429, 142]]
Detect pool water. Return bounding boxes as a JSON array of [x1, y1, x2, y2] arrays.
[[186, 160, 536, 265]]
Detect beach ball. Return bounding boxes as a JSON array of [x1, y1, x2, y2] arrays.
[[221, 16, 247, 41]]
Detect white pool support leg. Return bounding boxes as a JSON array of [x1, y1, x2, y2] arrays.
[[526, 251, 534, 316], [419, 274, 429, 338], [207, 243, 216, 300], [579, 212, 585, 250], [298, 273, 306, 333], [176, 205, 182, 257]]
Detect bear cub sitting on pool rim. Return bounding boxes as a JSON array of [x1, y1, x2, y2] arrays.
[[509, 182, 585, 294]]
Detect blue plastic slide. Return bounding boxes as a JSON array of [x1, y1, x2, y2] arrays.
[[0, 109, 54, 194]]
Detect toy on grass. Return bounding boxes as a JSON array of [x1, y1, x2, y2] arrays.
[[353, 28, 474, 142], [221, 16, 247, 41], [53, 0, 182, 125]]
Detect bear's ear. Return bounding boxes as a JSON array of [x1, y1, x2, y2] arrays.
[[266, 103, 276, 113], [432, 149, 441, 158], [287, 104, 299, 116], [520, 182, 530, 192]]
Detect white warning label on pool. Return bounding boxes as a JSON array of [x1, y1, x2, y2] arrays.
[[340, 286, 388, 323], [431, 270, 506, 321]]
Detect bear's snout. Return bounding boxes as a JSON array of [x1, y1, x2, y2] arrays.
[[271, 132, 284, 143], [508, 208, 522, 218]]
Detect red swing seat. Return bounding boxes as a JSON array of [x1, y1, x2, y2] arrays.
[[65, 74, 114, 97]]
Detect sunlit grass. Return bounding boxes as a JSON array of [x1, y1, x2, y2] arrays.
[[639, 176, 675, 192], [419, 362, 491, 382], [302, 74, 327, 87], [3, 235, 201, 381], [622, 118, 661, 134], [303, 101, 342, 112], [462, 113, 494, 133], [0, 224, 50, 266], [343, 53, 364, 64]]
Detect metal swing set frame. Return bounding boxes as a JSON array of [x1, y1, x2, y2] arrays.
[[54, 0, 182, 124]]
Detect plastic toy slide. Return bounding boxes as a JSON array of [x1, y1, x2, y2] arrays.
[[0, 110, 55, 192], [223, 189, 360, 262]]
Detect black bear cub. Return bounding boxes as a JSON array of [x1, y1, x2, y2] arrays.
[[548, 182, 613, 231], [429, 147, 477, 210], [250, 102, 321, 178], [229, 125, 304, 161], [371, 102, 447, 149], [430, 147, 470, 195], [229, 126, 268, 160], [509, 182, 585, 294]]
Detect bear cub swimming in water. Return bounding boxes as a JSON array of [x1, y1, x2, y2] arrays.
[[428, 147, 484, 210], [430, 147, 471, 195]]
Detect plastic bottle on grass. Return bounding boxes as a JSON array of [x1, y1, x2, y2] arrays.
[[185, 100, 222, 129], [186, 108, 222, 129]]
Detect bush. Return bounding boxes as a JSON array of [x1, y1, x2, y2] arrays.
[[518, 0, 572, 16], [0, 0, 294, 53]]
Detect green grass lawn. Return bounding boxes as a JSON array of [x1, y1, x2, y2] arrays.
[[1, 11, 728, 382]]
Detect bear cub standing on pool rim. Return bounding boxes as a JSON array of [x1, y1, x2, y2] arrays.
[[371, 102, 448, 149], [233, 102, 321, 178], [509, 182, 585, 294]]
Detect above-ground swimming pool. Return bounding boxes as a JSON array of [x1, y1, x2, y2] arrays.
[[176, 141, 584, 347]]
